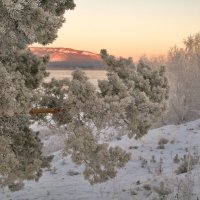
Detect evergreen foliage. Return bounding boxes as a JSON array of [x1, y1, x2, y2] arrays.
[[99, 50, 169, 138], [0, 116, 52, 191], [39, 51, 169, 184], [0, 0, 169, 191], [0, 0, 75, 191]]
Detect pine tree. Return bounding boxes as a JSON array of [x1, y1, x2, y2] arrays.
[[0, 0, 75, 191], [0, 0, 169, 190], [39, 51, 169, 184]]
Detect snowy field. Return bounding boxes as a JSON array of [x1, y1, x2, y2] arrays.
[[1, 119, 200, 200], [1, 71, 200, 200]]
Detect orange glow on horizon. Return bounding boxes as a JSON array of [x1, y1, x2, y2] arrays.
[[32, 0, 200, 62]]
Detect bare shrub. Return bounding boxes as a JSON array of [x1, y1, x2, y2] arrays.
[[143, 33, 200, 125], [153, 181, 171, 200], [158, 138, 169, 145], [157, 137, 169, 149], [174, 176, 194, 200], [150, 155, 156, 163], [143, 184, 152, 191], [68, 170, 80, 176], [175, 152, 199, 174], [164, 33, 200, 124], [173, 154, 180, 164]]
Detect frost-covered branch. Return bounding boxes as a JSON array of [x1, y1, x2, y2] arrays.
[[0, 0, 75, 191], [38, 51, 169, 184]]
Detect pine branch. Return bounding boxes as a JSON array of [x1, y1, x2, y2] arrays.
[[29, 108, 64, 115]]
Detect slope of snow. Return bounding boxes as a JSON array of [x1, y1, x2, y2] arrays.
[[1, 119, 200, 200]]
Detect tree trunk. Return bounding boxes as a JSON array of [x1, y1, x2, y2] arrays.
[[29, 108, 63, 115]]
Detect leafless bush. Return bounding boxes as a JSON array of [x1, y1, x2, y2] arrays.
[[153, 181, 171, 200], [157, 137, 169, 149], [164, 33, 200, 124]]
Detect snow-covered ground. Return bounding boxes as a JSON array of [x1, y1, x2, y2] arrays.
[[1, 119, 200, 200]]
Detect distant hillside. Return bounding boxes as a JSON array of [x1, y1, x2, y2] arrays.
[[30, 47, 106, 70]]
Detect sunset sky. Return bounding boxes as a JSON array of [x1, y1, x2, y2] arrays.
[[37, 0, 200, 60]]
